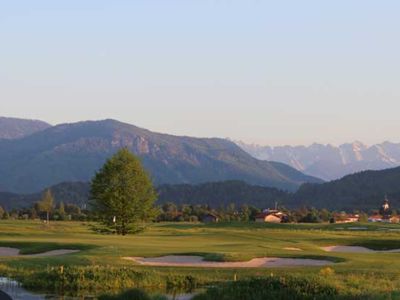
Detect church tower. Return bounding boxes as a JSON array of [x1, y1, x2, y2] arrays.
[[380, 195, 391, 217]]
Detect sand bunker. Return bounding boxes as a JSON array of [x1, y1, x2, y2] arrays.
[[283, 247, 302, 251], [348, 227, 368, 230], [29, 249, 80, 257], [124, 255, 332, 268], [0, 248, 20, 256], [322, 246, 400, 253], [0, 247, 79, 257]]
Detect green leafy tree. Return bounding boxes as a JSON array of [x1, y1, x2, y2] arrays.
[[57, 202, 66, 220], [38, 189, 54, 223], [249, 206, 261, 221], [161, 202, 178, 221], [239, 205, 250, 222], [90, 148, 157, 235], [0, 206, 4, 220], [319, 208, 331, 222], [358, 212, 369, 223], [29, 207, 38, 220]]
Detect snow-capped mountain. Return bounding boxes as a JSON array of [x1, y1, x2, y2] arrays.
[[235, 141, 400, 181]]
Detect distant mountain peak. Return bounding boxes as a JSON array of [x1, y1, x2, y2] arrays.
[[0, 116, 51, 140], [236, 140, 400, 181]]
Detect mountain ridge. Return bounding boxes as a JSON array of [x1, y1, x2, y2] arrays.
[[0, 117, 51, 140], [0, 119, 321, 193], [236, 140, 400, 180]]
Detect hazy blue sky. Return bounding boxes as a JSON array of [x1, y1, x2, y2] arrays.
[[1, 1, 399, 145]]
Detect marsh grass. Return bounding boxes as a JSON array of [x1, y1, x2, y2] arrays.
[[192, 277, 339, 300], [99, 289, 168, 300], [192, 276, 400, 300], [0, 264, 201, 295]]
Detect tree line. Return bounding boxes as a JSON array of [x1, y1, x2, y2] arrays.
[[1, 194, 378, 226], [0, 195, 89, 222], [157, 202, 378, 223]]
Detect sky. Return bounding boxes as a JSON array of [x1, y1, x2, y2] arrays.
[[1, 1, 399, 146]]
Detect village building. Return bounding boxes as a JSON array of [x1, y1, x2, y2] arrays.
[[255, 209, 288, 223], [368, 214, 384, 223], [368, 214, 400, 223], [390, 216, 400, 224], [201, 213, 219, 223], [368, 196, 398, 223], [332, 213, 360, 224]]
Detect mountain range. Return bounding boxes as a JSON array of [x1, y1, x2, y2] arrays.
[[0, 118, 321, 194], [236, 141, 400, 181], [2, 116, 398, 211], [0, 117, 51, 140]]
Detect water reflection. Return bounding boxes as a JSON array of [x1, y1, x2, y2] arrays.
[[0, 277, 198, 300], [0, 277, 46, 300]]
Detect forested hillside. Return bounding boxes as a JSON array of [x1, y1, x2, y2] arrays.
[[158, 180, 290, 208], [0, 119, 320, 193], [295, 167, 400, 210], [3, 166, 400, 212]]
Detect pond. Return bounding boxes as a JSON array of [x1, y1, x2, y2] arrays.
[[0, 277, 198, 300], [0, 277, 78, 299]]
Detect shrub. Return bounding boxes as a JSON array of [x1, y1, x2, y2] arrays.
[[320, 267, 335, 277]]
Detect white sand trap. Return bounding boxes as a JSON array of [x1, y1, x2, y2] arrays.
[[29, 249, 80, 257], [0, 247, 20, 256], [0, 247, 79, 257], [322, 246, 400, 253], [283, 247, 302, 251], [348, 227, 368, 230], [124, 255, 332, 268]]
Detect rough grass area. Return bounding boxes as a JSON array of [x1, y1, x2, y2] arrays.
[[0, 220, 399, 297], [347, 239, 400, 250]]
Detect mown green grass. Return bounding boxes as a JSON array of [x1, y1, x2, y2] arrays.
[[0, 220, 399, 297]]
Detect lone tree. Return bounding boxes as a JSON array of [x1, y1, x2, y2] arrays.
[[90, 148, 157, 235], [38, 189, 54, 223]]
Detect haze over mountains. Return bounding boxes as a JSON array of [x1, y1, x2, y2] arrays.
[[236, 141, 400, 181], [0, 117, 320, 194]]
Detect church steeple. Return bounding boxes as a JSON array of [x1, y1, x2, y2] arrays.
[[380, 195, 390, 216]]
